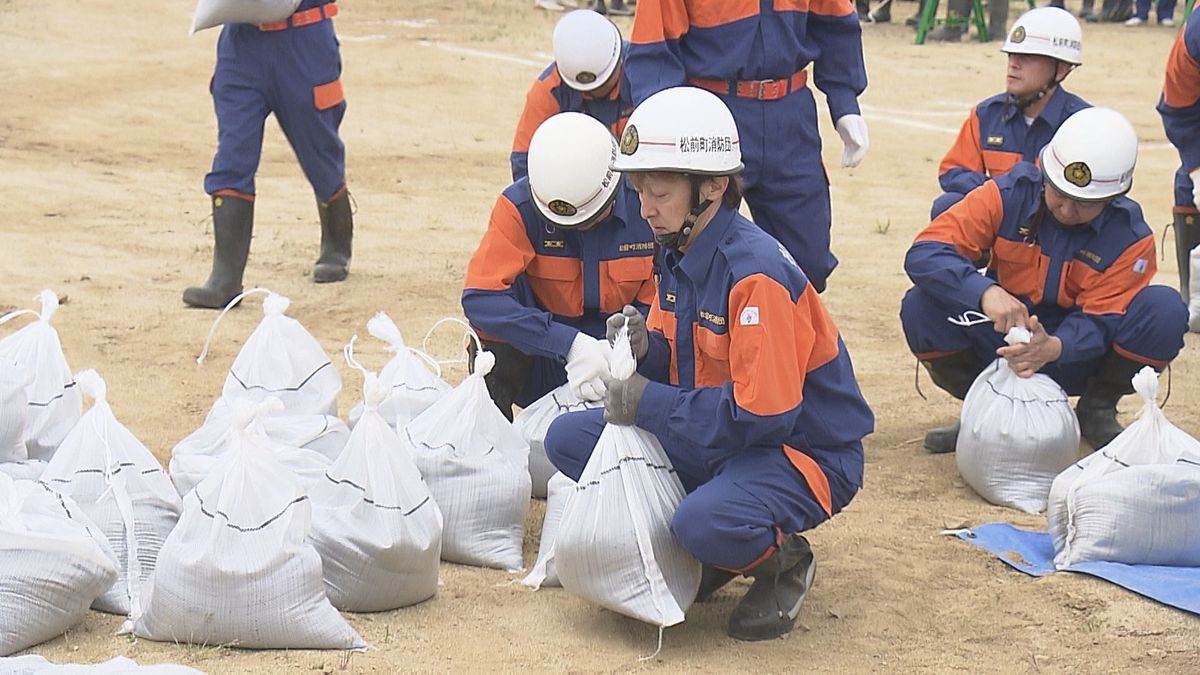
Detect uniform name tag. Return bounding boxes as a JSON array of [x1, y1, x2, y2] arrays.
[[986, 135, 1004, 146], [544, 240, 564, 249]]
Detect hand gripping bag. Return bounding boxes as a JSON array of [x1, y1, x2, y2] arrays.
[[0, 474, 118, 656], [191, 0, 301, 34], [0, 290, 83, 460], [40, 370, 181, 618], [132, 426, 365, 650], [514, 383, 602, 499], [405, 335, 531, 571], [554, 325, 701, 627], [0, 357, 29, 462], [347, 313, 450, 432], [198, 290, 342, 417], [308, 340, 442, 611], [1048, 367, 1200, 567], [956, 327, 1080, 513], [522, 471, 575, 590]]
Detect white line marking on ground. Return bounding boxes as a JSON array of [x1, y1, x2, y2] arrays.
[[418, 41, 545, 68], [341, 34, 388, 42]]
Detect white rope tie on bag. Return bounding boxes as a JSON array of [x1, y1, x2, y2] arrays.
[[421, 316, 485, 370], [195, 288, 274, 365], [947, 310, 992, 327], [0, 289, 60, 329], [368, 312, 443, 378]]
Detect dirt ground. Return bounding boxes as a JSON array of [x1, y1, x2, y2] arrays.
[[2, 0, 1199, 671]]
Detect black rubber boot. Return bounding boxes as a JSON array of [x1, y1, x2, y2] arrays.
[[1099, 0, 1133, 22], [857, 0, 870, 19], [694, 565, 738, 603], [1076, 352, 1144, 450], [183, 194, 253, 309], [1079, 0, 1096, 20], [906, 0, 926, 26], [314, 190, 353, 283], [927, 0, 971, 41], [727, 534, 816, 642], [605, 0, 634, 15], [871, 0, 891, 22], [468, 339, 532, 423], [920, 350, 984, 454], [1174, 211, 1200, 304], [987, 0, 1009, 42]]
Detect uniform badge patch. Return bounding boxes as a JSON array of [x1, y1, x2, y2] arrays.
[[576, 71, 597, 85], [1064, 161, 1092, 188], [620, 124, 639, 155], [1133, 258, 1148, 274], [739, 306, 760, 326], [547, 199, 577, 217]]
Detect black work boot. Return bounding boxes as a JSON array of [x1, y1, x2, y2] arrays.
[[604, 0, 634, 15], [314, 190, 353, 283], [920, 350, 985, 454], [469, 339, 532, 422], [906, 0, 926, 26], [1076, 352, 1144, 450], [856, 0, 870, 20], [1174, 210, 1200, 304], [927, 0, 972, 41], [727, 534, 816, 642], [694, 565, 738, 603], [183, 194, 253, 309], [871, 0, 891, 22], [1079, 0, 1096, 20]]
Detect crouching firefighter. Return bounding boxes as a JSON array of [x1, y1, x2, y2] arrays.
[[901, 107, 1189, 454], [462, 112, 656, 420], [543, 87, 875, 641]]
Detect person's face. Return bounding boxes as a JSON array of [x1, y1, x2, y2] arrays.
[[588, 64, 621, 99], [628, 172, 695, 237], [1006, 53, 1061, 97], [1044, 180, 1109, 226]]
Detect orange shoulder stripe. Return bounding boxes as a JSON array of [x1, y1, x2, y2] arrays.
[[1073, 237, 1156, 316], [729, 274, 810, 417], [631, 0, 693, 44], [939, 108, 985, 177], [464, 196, 536, 292], [512, 70, 563, 154], [915, 180, 1004, 262], [1163, 28, 1200, 109]]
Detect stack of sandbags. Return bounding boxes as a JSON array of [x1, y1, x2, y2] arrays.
[[347, 312, 450, 431], [0, 655, 202, 674], [522, 471, 575, 590], [132, 424, 365, 650], [0, 474, 118, 656], [0, 290, 82, 460], [956, 328, 1080, 513], [40, 370, 181, 618], [405, 348, 531, 571], [309, 347, 442, 611], [1048, 367, 1200, 567], [514, 384, 602, 499], [554, 327, 700, 627]]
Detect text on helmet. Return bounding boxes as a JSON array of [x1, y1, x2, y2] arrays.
[[679, 135, 734, 153]]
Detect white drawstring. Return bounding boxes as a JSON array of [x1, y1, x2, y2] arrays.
[[368, 312, 444, 378], [421, 317, 483, 366], [947, 310, 991, 327], [0, 309, 39, 329], [195, 288, 272, 365]]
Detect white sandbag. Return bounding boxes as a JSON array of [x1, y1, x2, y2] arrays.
[[40, 370, 181, 618], [406, 345, 530, 571], [555, 325, 700, 627], [169, 397, 335, 498], [1189, 244, 1200, 333], [199, 290, 342, 417], [0, 655, 202, 674], [132, 426, 365, 650], [347, 312, 451, 431], [514, 383, 602, 499], [191, 0, 300, 34], [0, 290, 83, 460], [956, 328, 1080, 514], [0, 474, 118, 657], [522, 471, 574, 589], [309, 342, 442, 612], [1048, 367, 1200, 567], [0, 459, 46, 482], [0, 357, 29, 462]]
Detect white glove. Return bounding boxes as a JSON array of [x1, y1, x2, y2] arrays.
[[1191, 168, 1200, 210], [835, 114, 869, 168], [565, 333, 610, 401]]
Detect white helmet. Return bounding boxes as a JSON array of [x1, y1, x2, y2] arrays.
[[1040, 107, 1137, 202], [1002, 7, 1083, 66], [553, 10, 622, 93], [528, 112, 620, 227], [611, 87, 743, 176]]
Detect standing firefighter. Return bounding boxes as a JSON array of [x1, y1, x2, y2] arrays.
[[933, 8, 1090, 219], [545, 88, 874, 641], [1157, 13, 1200, 331], [622, 0, 869, 293], [902, 108, 1189, 454], [184, 1, 354, 309], [511, 10, 635, 181], [463, 113, 656, 421]]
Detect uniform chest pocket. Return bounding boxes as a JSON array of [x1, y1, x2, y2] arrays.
[[601, 256, 654, 313], [992, 239, 1045, 301], [693, 325, 731, 388], [527, 256, 583, 317]]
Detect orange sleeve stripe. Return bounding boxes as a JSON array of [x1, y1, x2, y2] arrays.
[[1163, 29, 1200, 109], [938, 109, 985, 177], [981, 150, 1022, 177], [1072, 237, 1156, 315], [777, 0, 856, 18], [799, 285, 841, 372], [464, 196, 536, 292], [599, 256, 655, 313], [526, 255, 584, 317], [914, 180, 1003, 261], [512, 71, 563, 153], [631, 0, 693, 44], [728, 274, 808, 417]]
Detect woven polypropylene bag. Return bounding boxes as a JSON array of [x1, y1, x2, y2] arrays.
[[0, 357, 29, 463], [522, 471, 575, 590], [191, 0, 300, 34], [513, 384, 602, 499], [346, 313, 450, 432]]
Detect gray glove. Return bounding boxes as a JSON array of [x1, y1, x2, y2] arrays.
[[603, 371, 650, 426], [605, 305, 649, 360]]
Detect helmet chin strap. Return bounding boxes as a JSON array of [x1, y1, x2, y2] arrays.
[[656, 177, 712, 250], [1007, 65, 1070, 111]]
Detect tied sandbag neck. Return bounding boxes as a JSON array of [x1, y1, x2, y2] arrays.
[[421, 316, 491, 377], [368, 311, 443, 379], [0, 289, 60, 329], [195, 287, 285, 365], [343, 335, 387, 412]]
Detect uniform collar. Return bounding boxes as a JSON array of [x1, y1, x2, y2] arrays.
[[671, 205, 736, 281], [1003, 86, 1069, 124]]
